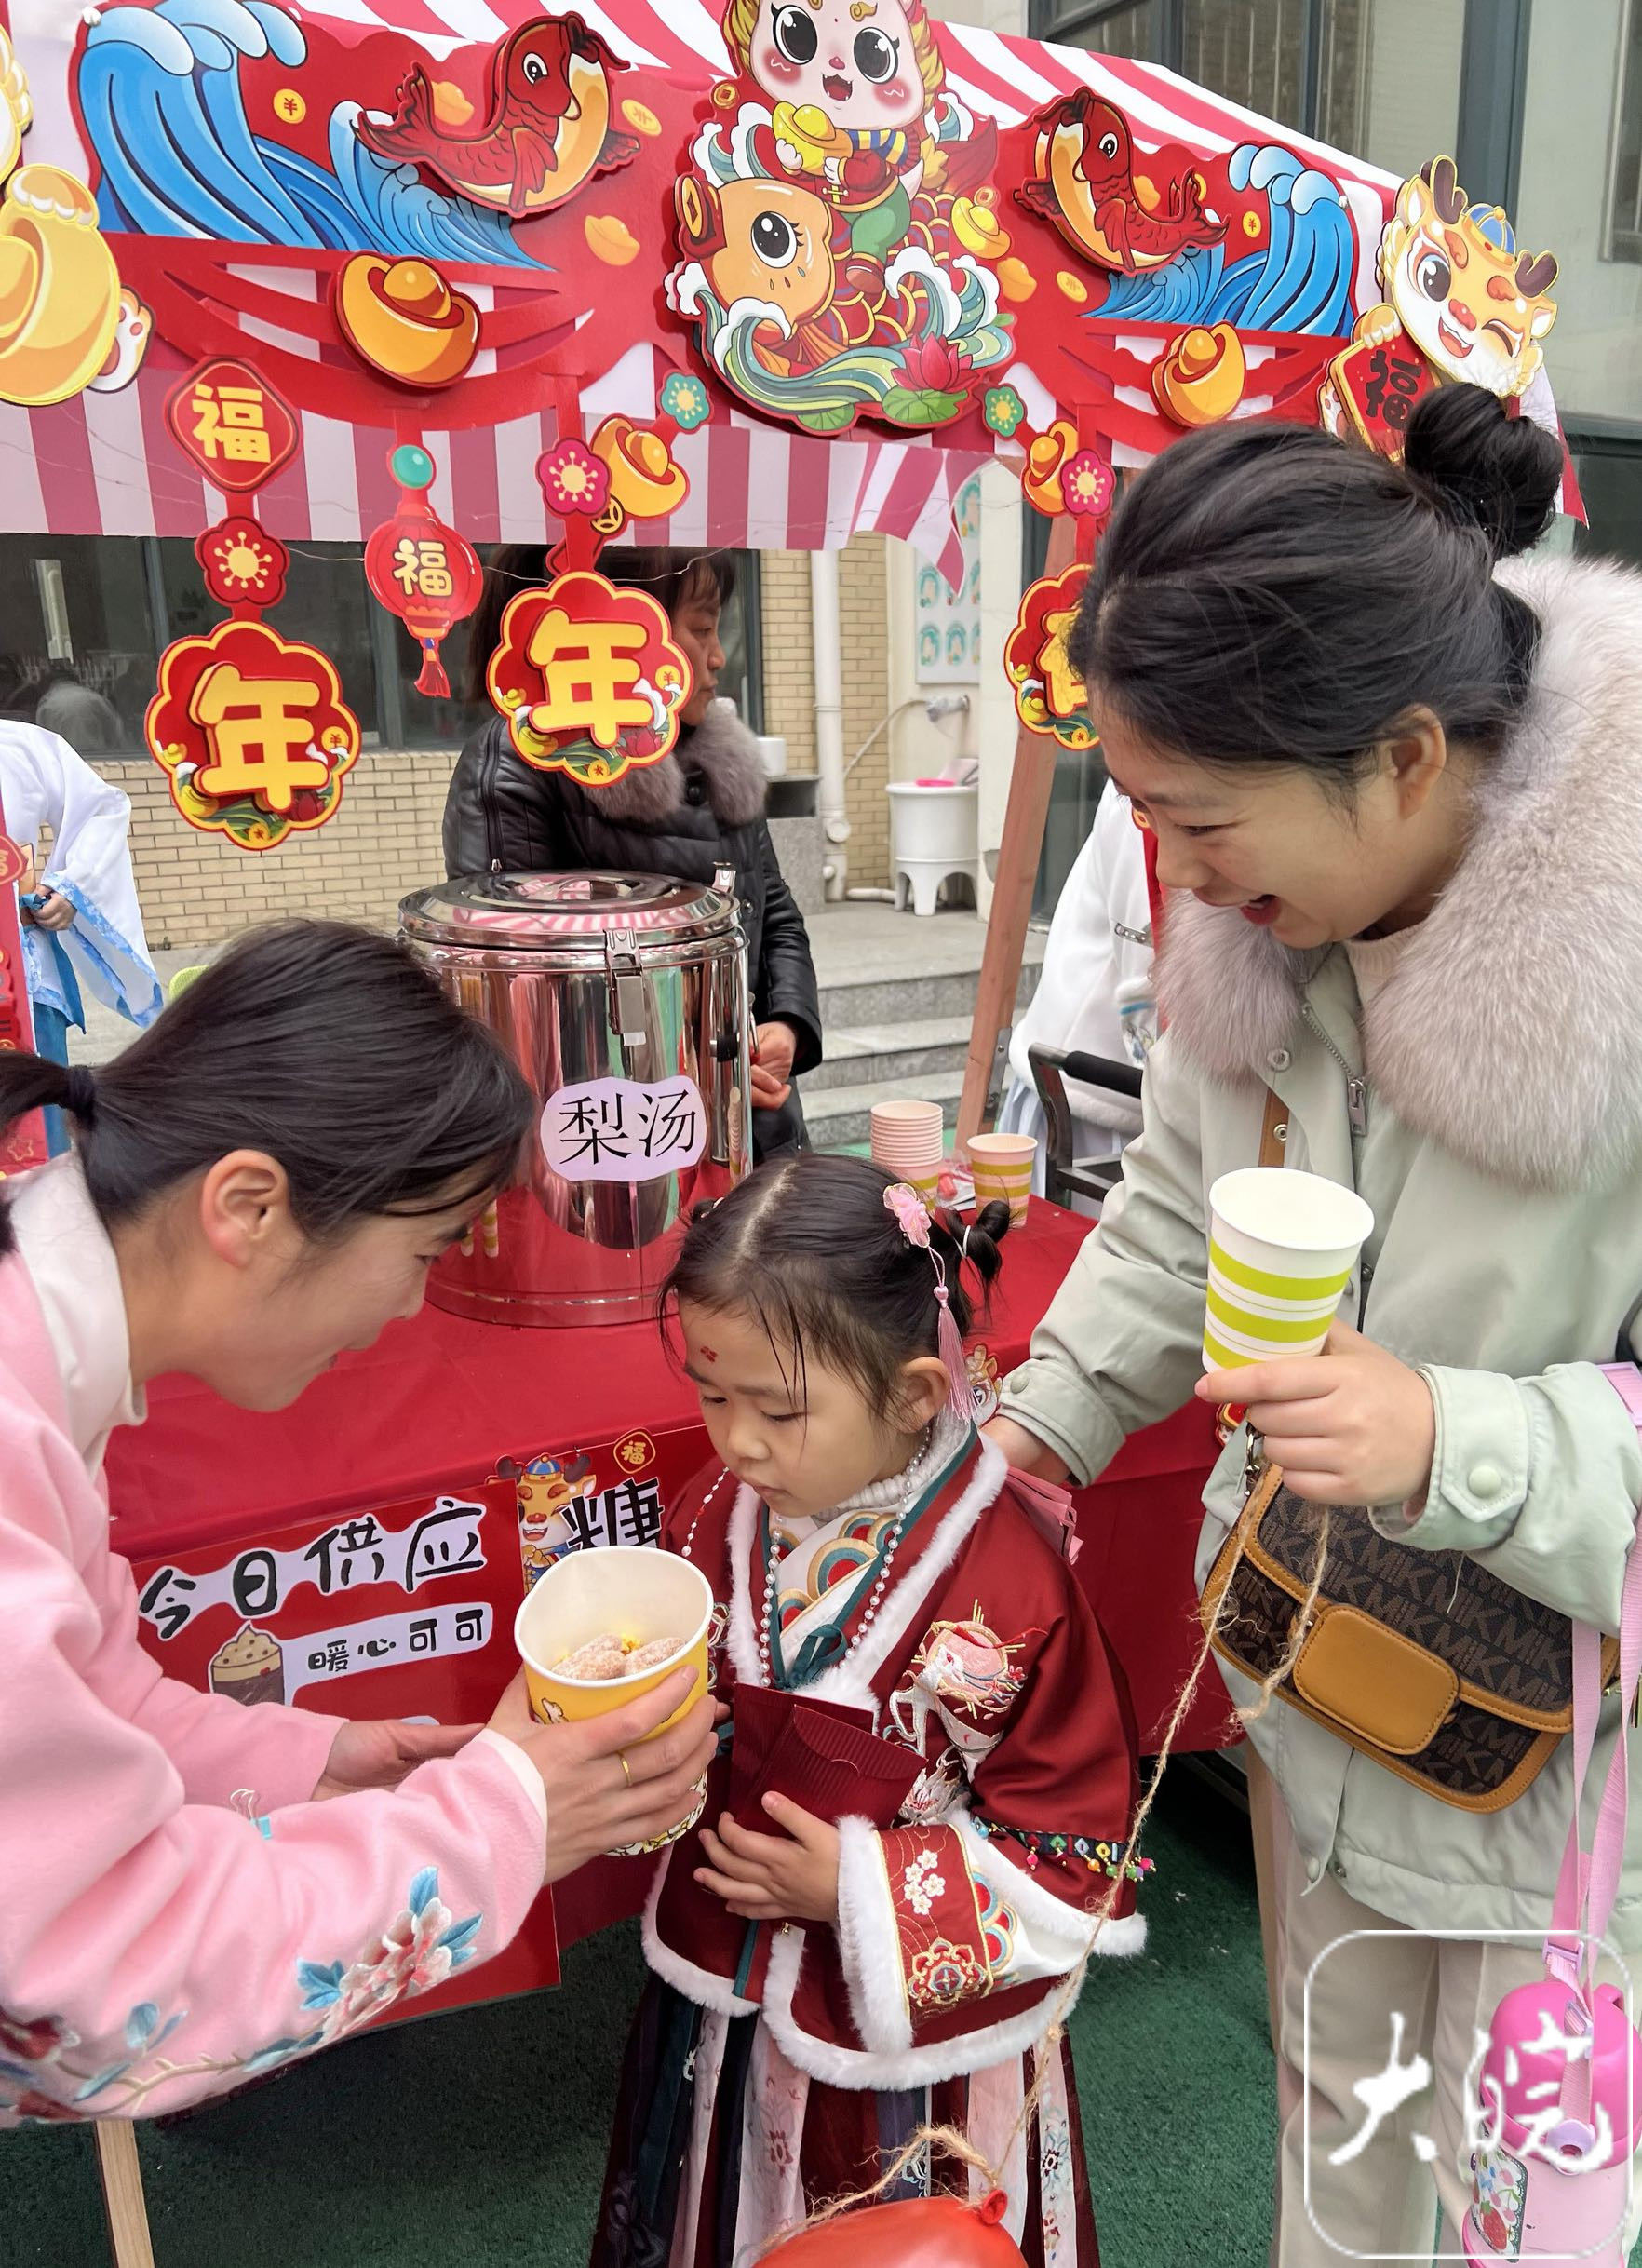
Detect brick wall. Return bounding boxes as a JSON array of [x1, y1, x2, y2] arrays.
[[114, 749, 458, 950], [757, 536, 894, 893]]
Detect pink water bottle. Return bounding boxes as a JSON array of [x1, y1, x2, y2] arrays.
[[1464, 1364, 1642, 2263], [1463, 1977, 1642, 2261]]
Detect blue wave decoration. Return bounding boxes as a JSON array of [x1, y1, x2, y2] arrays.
[[1096, 144, 1353, 337], [79, 0, 541, 266]]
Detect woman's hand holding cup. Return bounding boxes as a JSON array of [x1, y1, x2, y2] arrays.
[[1197, 1319, 1435, 1509], [488, 1668, 717, 1884]]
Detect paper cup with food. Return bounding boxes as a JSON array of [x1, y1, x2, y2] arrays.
[[1204, 1167, 1374, 1371], [513, 1544, 715, 1852]]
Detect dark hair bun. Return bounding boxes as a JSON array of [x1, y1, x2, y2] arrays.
[[1403, 384, 1564, 562]]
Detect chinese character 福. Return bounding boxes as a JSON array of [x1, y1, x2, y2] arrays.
[[392, 536, 453, 601], [1362, 345, 1424, 431], [191, 382, 273, 466]]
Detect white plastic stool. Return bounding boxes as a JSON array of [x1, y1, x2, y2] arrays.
[[887, 781, 981, 916]]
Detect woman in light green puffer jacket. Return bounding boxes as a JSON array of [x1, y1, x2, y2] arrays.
[[989, 385, 1642, 2265]]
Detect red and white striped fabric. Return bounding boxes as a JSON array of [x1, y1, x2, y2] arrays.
[[0, 365, 987, 582], [0, 0, 1579, 544]]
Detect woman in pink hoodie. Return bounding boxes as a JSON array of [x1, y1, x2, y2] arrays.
[[0, 922, 714, 2126]]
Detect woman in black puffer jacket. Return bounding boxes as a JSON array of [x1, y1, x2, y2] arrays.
[[444, 547, 822, 1158]]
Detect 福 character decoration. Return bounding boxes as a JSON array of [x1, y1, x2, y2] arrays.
[[364, 446, 483, 697], [149, 370, 362, 852]]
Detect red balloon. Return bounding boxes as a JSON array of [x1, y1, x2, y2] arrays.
[[753, 2191, 1029, 2268]]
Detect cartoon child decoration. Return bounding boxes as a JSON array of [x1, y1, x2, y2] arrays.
[[1321, 156, 1558, 458], [669, 2, 1009, 436], [722, 0, 969, 263]]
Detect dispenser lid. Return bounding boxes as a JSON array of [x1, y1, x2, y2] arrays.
[[399, 871, 741, 953]]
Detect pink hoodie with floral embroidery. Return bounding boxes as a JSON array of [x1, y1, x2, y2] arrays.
[[0, 1159, 546, 2124]]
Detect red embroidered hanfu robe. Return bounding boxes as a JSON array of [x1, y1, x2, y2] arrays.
[[591, 1417, 1148, 2268]]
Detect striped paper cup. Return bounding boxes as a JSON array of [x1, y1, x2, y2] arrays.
[[1204, 1168, 1374, 1371], [967, 1132, 1036, 1227]]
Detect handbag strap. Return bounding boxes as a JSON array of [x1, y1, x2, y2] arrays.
[[1544, 1365, 1642, 2004], [1259, 1087, 1288, 1170]]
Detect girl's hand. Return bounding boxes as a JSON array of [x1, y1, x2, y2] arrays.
[[982, 1415, 1070, 1484], [488, 1668, 717, 1885], [1196, 1320, 1435, 1509], [29, 888, 75, 933], [314, 1716, 478, 1798], [694, 1793, 840, 1924]]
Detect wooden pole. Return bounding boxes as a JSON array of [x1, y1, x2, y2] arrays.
[[957, 509, 1077, 1149], [95, 2122, 156, 2268]]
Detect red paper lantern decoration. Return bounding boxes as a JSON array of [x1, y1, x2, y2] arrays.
[[364, 445, 484, 698], [753, 2191, 1029, 2267], [147, 617, 361, 853], [485, 566, 691, 784]]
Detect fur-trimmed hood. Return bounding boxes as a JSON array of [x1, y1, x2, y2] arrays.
[[1157, 554, 1642, 1194], [564, 698, 767, 829]]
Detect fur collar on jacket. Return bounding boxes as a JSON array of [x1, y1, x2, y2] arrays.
[[1157, 554, 1642, 1194], [563, 700, 767, 830]]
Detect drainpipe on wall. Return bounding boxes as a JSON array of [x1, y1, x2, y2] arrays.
[[810, 547, 849, 901]]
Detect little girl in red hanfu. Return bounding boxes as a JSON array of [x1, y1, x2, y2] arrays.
[[592, 1153, 1149, 2268]]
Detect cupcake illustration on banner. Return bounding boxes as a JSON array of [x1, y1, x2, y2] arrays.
[[208, 1623, 286, 1706]]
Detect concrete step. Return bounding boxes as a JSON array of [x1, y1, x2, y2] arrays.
[[817, 952, 1041, 1033], [801, 1013, 971, 1093], [801, 1068, 965, 1151]]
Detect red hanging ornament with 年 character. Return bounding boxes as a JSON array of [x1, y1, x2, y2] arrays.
[[364, 444, 483, 698]]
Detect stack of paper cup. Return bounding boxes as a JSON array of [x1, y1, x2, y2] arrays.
[[967, 1132, 1037, 1227], [1204, 1167, 1374, 1371], [870, 1100, 945, 1201]]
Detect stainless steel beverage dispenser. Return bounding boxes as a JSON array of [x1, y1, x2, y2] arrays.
[[400, 871, 750, 1325]]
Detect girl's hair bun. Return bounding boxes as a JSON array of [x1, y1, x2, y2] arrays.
[[1403, 383, 1564, 561]]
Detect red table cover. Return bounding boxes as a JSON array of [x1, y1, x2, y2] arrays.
[[107, 1198, 1230, 2014]]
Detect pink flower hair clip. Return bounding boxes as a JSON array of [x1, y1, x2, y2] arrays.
[[882, 1181, 933, 1248], [882, 1183, 974, 1427]]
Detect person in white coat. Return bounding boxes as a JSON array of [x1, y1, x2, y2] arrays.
[[0, 723, 161, 1147], [995, 777, 1155, 1200]]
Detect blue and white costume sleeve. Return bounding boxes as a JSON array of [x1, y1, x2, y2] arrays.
[[0, 723, 162, 1036]]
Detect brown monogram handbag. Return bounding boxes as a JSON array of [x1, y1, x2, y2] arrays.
[[1199, 1092, 1618, 1813]]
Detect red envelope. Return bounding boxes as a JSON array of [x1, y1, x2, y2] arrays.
[[729, 1683, 921, 1832]]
